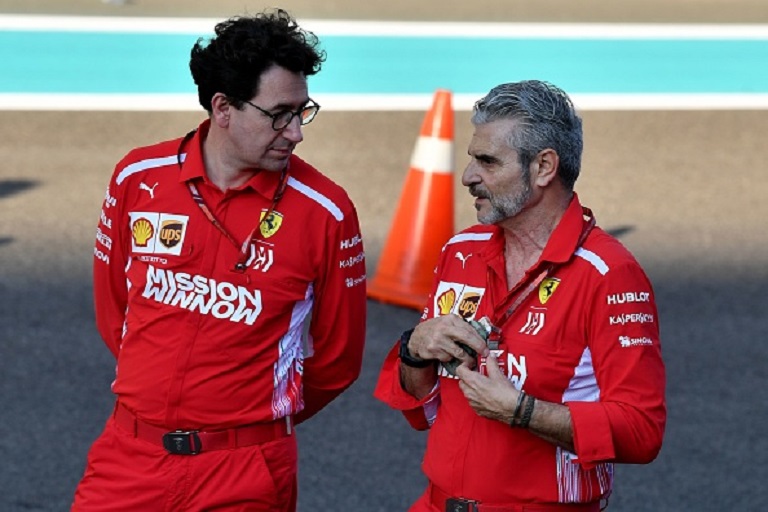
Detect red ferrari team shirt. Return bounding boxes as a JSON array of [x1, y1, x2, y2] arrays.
[[375, 195, 666, 505], [94, 120, 367, 430]]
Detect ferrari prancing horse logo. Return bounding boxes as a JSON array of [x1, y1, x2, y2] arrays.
[[539, 277, 561, 304], [259, 210, 283, 238]]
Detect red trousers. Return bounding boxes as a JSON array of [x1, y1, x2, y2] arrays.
[[72, 417, 298, 511]]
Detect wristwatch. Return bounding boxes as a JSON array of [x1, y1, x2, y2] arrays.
[[398, 328, 433, 368]]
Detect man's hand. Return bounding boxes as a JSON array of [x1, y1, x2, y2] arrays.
[[409, 314, 490, 369], [456, 354, 517, 423], [456, 355, 576, 451]]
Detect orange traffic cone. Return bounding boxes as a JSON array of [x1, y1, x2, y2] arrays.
[[368, 89, 455, 310]]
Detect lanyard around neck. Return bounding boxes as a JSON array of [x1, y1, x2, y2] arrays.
[[177, 129, 290, 273], [186, 168, 289, 273]]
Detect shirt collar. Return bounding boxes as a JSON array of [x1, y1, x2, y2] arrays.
[[177, 119, 290, 199], [538, 192, 589, 265], [478, 193, 590, 267]]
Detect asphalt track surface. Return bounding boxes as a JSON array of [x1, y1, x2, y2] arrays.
[[1, 1, 768, 511]]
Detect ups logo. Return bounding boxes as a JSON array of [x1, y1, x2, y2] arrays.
[[457, 293, 480, 319], [159, 221, 183, 248]]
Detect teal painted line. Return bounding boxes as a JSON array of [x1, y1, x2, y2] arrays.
[[2, 31, 196, 93], [2, 31, 767, 94], [317, 37, 768, 94]]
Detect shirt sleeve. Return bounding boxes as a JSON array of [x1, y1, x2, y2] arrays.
[[373, 342, 441, 431], [294, 201, 367, 424], [372, 248, 446, 431], [568, 260, 666, 467], [93, 166, 129, 358]]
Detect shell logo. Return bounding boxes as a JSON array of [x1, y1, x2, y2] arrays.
[[132, 217, 154, 247], [437, 288, 457, 316]]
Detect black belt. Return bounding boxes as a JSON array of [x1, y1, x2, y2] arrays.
[[113, 401, 292, 455]]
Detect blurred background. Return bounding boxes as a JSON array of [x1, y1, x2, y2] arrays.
[[1, 1, 767, 511]]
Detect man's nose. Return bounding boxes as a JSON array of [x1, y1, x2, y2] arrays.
[[282, 115, 304, 143], [461, 163, 479, 187]]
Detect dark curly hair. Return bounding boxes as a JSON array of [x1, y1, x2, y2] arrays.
[[189, 9, 326, 112]]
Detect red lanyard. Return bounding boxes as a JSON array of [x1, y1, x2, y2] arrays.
[[490, 207, 596, 330], [186, 167, 289, 273]]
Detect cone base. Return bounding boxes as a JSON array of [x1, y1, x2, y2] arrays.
[[367, 280, 427, 311]]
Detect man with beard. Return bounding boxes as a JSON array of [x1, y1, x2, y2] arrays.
[[73, 10, 366, 511], [375, 80, 666, 511]]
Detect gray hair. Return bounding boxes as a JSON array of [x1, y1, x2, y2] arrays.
[[472, 80, 583, 190]]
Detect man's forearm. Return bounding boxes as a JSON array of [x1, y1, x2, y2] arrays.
[[399, 363, 438, 400], [525, 397, 575, 453]]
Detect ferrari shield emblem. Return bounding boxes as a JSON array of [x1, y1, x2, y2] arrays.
[[259, 210, 283, 238], [539, 277, 561, 305]]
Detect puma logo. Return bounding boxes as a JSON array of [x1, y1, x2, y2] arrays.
[[455, 251, 472, 269], [139, 182, 158, 199]]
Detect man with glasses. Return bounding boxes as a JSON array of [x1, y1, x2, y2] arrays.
[[375, 80, 666, 511], [73, 10, 366, 511]]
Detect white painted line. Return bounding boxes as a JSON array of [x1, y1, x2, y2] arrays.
[[1, 15, 768, 39], [0, 14, 217, 33], [2, 93, 768, 111], [303, 21, 768, 40]]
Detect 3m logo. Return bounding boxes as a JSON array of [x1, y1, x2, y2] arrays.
[[159, 221, 183, 249], [129, 212, 189, 256], [457, 292, 480, 319], [259, 210, 283, 238], [539, 277, 560, 304]]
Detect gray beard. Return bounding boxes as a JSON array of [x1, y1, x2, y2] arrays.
[[477, 181, 532, 225]]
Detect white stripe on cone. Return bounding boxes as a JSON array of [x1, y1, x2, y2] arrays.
[[410, 136, 454, 175]]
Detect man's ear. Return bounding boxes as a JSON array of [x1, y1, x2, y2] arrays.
[[210, 93, 232, 127], [532, 148, 559, 187]]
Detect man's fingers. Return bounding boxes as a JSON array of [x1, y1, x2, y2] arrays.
[[456, 360, 477, 378], [485, 354, 504, 379]]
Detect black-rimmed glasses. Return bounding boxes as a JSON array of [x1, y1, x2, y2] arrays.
[[244, 99, 320, 131]]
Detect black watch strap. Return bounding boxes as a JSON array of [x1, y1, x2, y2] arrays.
[[399, 328, 433, 368]]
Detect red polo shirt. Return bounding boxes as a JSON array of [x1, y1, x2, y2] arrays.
[[375, 195, 665, 505], [94, 120, 366, 430]]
